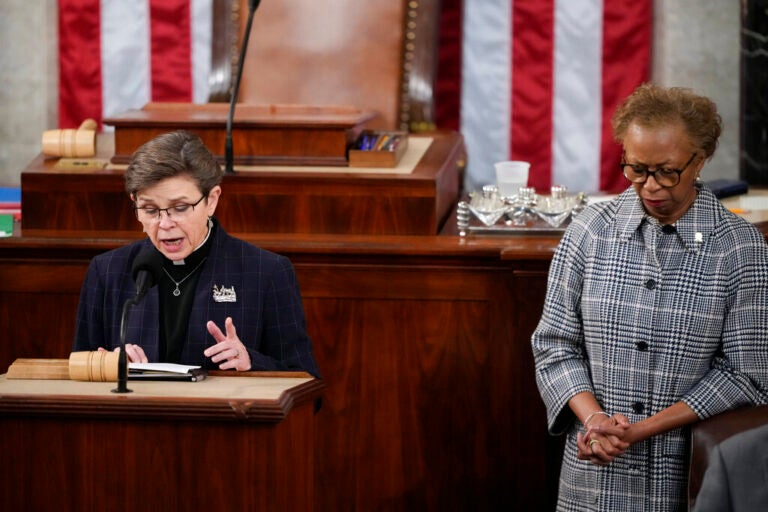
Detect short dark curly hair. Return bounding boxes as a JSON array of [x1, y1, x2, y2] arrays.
[[124, 130, 223, 197], [611, 83, 722, 160]]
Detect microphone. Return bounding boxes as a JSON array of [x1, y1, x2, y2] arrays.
[[224, 0, 262, 174], [131, 244, 164, 300], [113, 246, 164, 393]]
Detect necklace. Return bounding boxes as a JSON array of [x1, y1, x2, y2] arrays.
[[162, 257, 207, 297]]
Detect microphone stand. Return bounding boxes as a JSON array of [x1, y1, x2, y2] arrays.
[[112, 296, 140, 393], [224, 0, 261, 174]]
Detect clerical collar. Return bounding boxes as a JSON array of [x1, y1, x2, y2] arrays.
[[171, 217, 214, 266], [164, 218, 215, 276]]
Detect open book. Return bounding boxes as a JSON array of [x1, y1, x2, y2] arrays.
[[128, 362, 206, 382]]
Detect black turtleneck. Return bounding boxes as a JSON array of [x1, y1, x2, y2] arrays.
[[158, 220, 215, 363]]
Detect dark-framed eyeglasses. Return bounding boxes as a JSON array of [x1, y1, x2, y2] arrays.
[[620, 152, 698, 188], [134, 194, 207, 222]]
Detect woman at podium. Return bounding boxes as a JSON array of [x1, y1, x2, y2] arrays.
[[73, 130, 320, 377]]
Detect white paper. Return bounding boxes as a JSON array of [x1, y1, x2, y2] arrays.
[[129, 362, 201, 374]]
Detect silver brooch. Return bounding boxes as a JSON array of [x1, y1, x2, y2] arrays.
[[212, 284, 237, 303]]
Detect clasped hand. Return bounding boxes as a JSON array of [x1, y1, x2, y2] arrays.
[[101, 316, 251, 371], [576, 413, 632, 466]]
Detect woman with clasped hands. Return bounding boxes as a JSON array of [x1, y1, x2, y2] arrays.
[[73, 131, 320, 377], [531, 84, 768, 511]]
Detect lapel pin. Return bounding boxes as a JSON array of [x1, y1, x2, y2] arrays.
[[212, 284, 237, 303]]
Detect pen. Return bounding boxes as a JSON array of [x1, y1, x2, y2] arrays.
[[375, 134, 390, 151], [384, 135, 400, 151]]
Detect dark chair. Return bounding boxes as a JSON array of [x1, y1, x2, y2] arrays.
[[688, 405, 768, 509]]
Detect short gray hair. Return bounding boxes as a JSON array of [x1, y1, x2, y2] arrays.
[[124, 130, 223, 197]]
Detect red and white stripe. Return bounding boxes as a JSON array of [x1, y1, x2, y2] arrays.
[[58, 0, 211, 131], [460, 0, 651, 193]]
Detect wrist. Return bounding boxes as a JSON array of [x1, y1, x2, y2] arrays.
[[583, 410, 611, 428], [625, 419, 649, 444]]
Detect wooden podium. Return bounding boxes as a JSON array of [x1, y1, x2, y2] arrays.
[[0, 373, 324, 511], [103, 103, 377, 167]]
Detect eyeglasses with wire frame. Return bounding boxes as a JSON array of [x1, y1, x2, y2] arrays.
[[134, 194, 207, 221], [620, 152, 698, 188]]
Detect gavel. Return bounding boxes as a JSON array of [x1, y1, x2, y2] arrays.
[[6, 351, 119, 382], [41, 118, 98, 158]]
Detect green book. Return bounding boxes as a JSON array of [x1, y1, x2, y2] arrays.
[[0, 214, 13, 237]]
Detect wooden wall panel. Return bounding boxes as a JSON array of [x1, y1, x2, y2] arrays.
[[296, 259, 556, 510]]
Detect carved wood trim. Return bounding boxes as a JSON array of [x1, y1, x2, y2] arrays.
[[208, 0, 239, 102], [399, 0, 441, 132]]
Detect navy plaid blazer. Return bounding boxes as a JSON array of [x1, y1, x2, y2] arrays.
[[73, 224, 320, 377]]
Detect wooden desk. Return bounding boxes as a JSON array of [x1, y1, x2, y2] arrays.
[[20, 132, 465, 236], [0, 373, 324, 511]]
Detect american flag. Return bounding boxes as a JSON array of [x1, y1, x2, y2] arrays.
[[58, 0, 651, 193], [58, 0, 211, 129]]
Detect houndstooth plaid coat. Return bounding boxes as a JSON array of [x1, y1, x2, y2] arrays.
[[532, 185, 768, 511]]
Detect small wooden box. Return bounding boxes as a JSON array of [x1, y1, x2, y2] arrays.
[[348, 131, 408, 168]]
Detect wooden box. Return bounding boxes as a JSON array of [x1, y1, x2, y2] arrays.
[[348, 131, 408, 168]]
